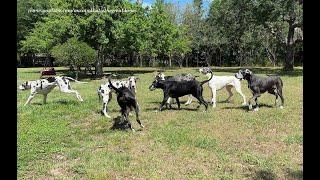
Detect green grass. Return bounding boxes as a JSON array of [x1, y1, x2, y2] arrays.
[[17, 66, 303, 179]]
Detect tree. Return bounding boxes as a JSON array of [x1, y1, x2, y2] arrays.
[[148, 0, 178, 67], [51, 37, 97, 79], [252, 0, 303, 70]]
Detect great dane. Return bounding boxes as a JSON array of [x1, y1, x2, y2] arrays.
[[199, 67, 247, 107], [235, 69, 284, 111], [19, 76, 86, 106]]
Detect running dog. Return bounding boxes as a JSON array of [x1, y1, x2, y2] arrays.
[[152, 72, 197, 106], [19, 76, 86, 106], [149, 71, 213, 111]]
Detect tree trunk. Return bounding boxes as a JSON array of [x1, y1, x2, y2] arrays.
[[75, 66, 80, 80], [196, 52, 199, 67], [185, 55, 188, 67], [152, 56, 155, 67], [139, 54, 143, 67], [284, 22, 295, 71], [95, 50, 104, 77], [265, 47, 276, 66]]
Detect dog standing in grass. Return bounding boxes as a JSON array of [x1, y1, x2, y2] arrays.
[[235, 69, 284, 111], [199, 67, 247, 107], [108, 77, 144, 131]]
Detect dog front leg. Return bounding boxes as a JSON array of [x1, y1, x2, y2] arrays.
[[43, 94, 47, 104], [211, 88, 217, 107], [103, 102, 111, 118], [249, 93, 260, 111], [160, 95, 170, 111], [24, 93, 36, 106], [176, 98, 181, 109]]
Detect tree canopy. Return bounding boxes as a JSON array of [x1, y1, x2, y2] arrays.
[[18, 0, 303, 72]]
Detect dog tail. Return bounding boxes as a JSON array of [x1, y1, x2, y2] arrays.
[[64, 77, 88, 83], [97, 86, 101, 102], [200, 71, 213, 86], [108, 77, 122, 94], [98, 91, 101, 102]]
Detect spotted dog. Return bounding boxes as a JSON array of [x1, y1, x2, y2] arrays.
[[19, 76, 86, 106], [199, 67, 247, 107], [97, 76, 139, 118], [235, 69, 284, 111]]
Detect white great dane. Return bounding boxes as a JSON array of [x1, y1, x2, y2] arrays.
[[199, 67, 247, 107], [97, 76, 139, 118], [19, 76, 87, 106]]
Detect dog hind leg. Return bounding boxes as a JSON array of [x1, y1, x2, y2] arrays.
[[225, 85, 233, 103]]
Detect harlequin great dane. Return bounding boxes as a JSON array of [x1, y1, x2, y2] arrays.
[[19, 76, 87, 106]]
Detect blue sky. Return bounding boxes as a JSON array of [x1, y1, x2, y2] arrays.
[[130, 0, 212, 10]]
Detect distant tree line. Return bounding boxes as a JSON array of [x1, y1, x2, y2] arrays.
[[17, 0, 303, 76]]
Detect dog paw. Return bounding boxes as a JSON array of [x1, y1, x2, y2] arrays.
[[140, 124, 145, 128], [254, 107, 259, 111], [280, 106, 284, 109], [242, 102, 247, 106], [131, 129, 136, 132], [248, 105, 252, 110], [105, 114, 111, 118]]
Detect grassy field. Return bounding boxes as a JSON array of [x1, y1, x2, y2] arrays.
[[17, 67, 303, 179]]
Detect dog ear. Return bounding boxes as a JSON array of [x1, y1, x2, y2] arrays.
[[135, 77, 139, 80]]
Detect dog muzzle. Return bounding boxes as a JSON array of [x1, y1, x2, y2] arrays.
[[235, 73, 243, 80], [149, 85, 156, 91], [19, 85, 26, 90]]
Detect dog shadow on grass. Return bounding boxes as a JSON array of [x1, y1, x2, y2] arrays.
[[253, 170, 277, 180], [222, 103, 274, 111], [55, 100, 79, 105], [145, 107, 199, 112], [252, 168, 302, 180], [109, 116, 143, 132]]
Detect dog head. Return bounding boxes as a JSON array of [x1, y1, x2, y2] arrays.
[[19, 81, 31, 90], [199, 67, 212, 74], [98, 84, 112, 102], [149, 76, 163, 91], [235, 69, 252, 80], [155, 72, 166, 80], [128, 76, 139, 93]]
